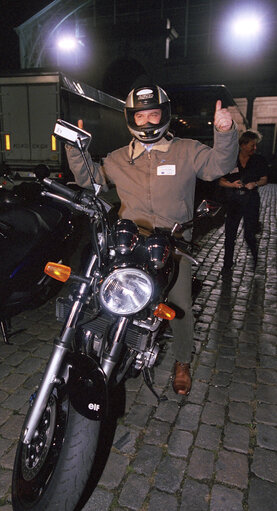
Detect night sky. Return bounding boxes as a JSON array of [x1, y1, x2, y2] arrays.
[[0, 0, 50, 71]]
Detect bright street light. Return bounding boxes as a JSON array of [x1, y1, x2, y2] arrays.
[[55, 34, 85, 66], [57, 36, 78, 51], [220, 6, 268, 58], [230, 14, 262, 38], [57, 35, 84, 52]]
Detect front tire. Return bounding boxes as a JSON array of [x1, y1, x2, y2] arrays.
[[12, 392, 100, 511]]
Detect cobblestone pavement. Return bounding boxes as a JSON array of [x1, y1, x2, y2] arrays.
[[0, 184, 277, 511]]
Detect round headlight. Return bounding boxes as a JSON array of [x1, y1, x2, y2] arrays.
[[100, 268, 153, 315]]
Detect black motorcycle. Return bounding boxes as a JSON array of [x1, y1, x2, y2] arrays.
[[0, 164, 82, 343], [11, 121, 220, 511]]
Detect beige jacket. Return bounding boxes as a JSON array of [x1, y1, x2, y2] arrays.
[[66, 127, 238, 231]]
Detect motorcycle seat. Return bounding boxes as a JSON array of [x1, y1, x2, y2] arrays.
[[0, 205, 63, 237], [28, 203, 65, 231]]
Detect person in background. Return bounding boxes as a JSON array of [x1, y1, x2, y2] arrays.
[[66, 85, 238, 395], [219, 130, 268, 274]]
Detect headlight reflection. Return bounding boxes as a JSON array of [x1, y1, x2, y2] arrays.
[[100, 268, 153, 315]]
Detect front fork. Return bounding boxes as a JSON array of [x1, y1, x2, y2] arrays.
[[101, 316, 129, 379], [22, 255, 97, 445], [22, 343, 70, 444]]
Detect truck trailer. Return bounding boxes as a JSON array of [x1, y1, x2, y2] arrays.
[[0, 71, 129, 180]]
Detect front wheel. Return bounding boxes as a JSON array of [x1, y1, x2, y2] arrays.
[[12, 391, 100, 511]]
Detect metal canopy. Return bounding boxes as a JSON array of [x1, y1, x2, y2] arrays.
[[15, 0, 93, 68]]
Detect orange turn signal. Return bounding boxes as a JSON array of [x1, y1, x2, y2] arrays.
[[44, 262, 71, 282], [154, 303, 176, 320]]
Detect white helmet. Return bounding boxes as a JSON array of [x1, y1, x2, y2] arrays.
[[124, 85, 171, 143]]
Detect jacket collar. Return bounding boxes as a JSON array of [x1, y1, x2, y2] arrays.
[[128, 135, 174, 160]]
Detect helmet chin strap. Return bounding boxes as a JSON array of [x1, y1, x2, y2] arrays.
[[138, 123, 160, 140], [127, 122, 169, 144], [141, 133, 157, 144], [136, 122, 158, 138]]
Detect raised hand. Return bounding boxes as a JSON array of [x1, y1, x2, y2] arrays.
[[214, 100, 233, 132]]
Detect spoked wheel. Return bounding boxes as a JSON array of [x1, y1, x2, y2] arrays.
[[12, 390, 101, 511]]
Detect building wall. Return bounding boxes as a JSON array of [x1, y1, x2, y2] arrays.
[[252, 97, 277, 159], [252, 97, 277, 131]]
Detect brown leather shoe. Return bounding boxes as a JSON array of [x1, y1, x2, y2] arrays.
[[172, 361, 191, 395]]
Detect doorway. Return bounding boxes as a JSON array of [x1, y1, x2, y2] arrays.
[[257, 123, 276, 162]]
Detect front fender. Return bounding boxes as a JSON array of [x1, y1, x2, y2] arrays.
[[65, 352, 107, 420]]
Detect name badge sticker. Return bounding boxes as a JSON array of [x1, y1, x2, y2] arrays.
[[157, 165, 176, 176]]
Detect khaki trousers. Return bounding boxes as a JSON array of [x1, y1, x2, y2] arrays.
[[168, 256, 194, 364]]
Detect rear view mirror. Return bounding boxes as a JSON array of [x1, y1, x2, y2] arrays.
[[196, 199, 222, 217], [54, 119, 91, 151]]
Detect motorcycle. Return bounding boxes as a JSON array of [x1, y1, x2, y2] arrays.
[[0, 163, 82, 344], [12, 121, 221, 511]]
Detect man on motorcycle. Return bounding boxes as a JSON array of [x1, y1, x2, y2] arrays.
[[66, 85, 237, 395]]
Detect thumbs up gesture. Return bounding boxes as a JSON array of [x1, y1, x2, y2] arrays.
[[214, 100, 233, 132]]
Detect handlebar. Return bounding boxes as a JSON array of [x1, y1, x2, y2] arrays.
[[43, 178, 80, 202], [42, 177, 112, 218]]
